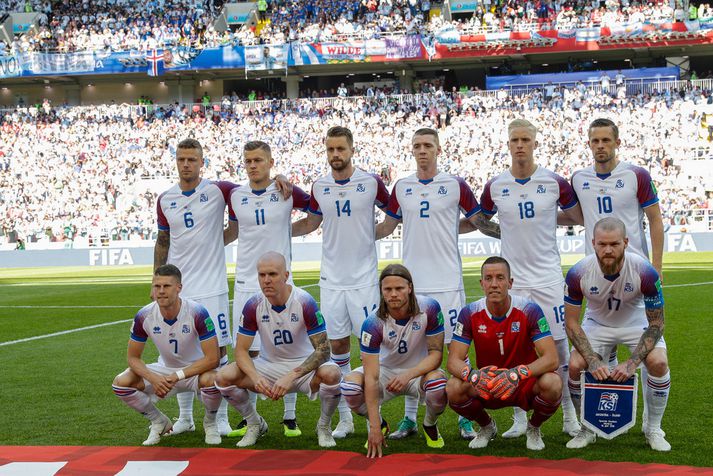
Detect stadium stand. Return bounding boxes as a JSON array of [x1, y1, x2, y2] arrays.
[[0, 81, 709, 247]]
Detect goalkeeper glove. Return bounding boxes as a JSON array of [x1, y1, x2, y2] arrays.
[[461, 365, 502, 400], [487, 364, 531, 400]]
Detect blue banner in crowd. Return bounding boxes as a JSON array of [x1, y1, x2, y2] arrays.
[[581, 372, 637, 439], [486, 66, 679, 90]]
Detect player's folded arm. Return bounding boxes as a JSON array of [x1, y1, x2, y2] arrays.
[[446, 338, 471, 376]]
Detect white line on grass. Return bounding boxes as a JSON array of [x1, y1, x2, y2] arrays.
[[0, 319, 132, 347], [2, 280, 709, 347]]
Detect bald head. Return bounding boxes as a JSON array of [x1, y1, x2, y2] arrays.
[[593, 217, 626, 240], [257, 251, 290, 303], [257, 251, 287, 272]]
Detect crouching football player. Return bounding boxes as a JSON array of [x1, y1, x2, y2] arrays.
[[112, 264, 223, 446], [341, 264, 448, 458], [446, 257, 562, 451], [216, 252, 342, 448]]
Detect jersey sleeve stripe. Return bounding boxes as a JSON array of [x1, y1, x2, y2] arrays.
[[238, 328, 256, 336], [360, 346, 380, 354], [451, 335, 471, 345], [531, 331, 552, 342], [307, 325, 326, 336], [641, 197, 659, 208], [157, 224, 170, 231], [425, 325, 444, 336], [385, 209, 402, 220], [564, 296, 582, 306], [130, 334, 147, 342], [560, 199, 578, 210], [199, 330, 217, 341], [308, 207, 323, 216], [463, 206, 481, 218]]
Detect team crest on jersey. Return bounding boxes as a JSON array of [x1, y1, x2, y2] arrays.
[[152, 326, 161, 334], [241, 197, 249, 205], [169, 201, 177, 209], [323, 187, 331, 195], [200, 193, 208, 202], [616, 180, 625, 189], [478, 324, 487, 334], [438, 186, 447, 195], [339, 192, 346, 198], [270, 193, 278, 202], [502, 188, 510, 197], [624, 283, 634, 293], [582, 182, 590, 190], [537, 185, 546, 194], [290, 313, 299, 322], [511, 322, 521, 333], [590, 286, 600, 295], [405, 188, 413, 196], [261, 314, 270, 322], [412, 321, 421, 331], [388, 330, 397, 339], [356, 183, 366, 193], [182, 324, 190, 334]]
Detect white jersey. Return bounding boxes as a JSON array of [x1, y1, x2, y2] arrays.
[[130, 298, 217, 368], [237, 286, 326, 364], [359, 295, 444, 370], [387, 172, 480, 293], [571, 161, 659, 259], [228, 182, 309, 292], [564, 252, 663, 328], [308, 168, 390, 290], [157, 179, 235, 299], [480, 166, 578, 288]]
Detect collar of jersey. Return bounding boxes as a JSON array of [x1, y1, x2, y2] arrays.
[[334, 178, 350, 185], [393, 317, 411, 326], [163, 318, 178, 325], [514, 177, 531, 185], [271, 304, 287, 313], [595, 172, 612, 180], [418, 178, 434, 185], [181, 189, 196, 197], [485, 298, 513, 322], [252, 188, 267, 196], [603, 272, 620, 282]]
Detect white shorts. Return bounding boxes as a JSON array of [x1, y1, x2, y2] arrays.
[[511, 283, 566, 341], [352, 366, 425, 403], [581, 321, 667, 358], [233, 290, 262, 352], [253, 358, 339, 400], [142, 362, 200, 398], [321, 285, 379, 340], [195, 293, 231, 347], [425, 290, 465, 344]]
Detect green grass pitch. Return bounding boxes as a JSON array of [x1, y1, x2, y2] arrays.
[[1, 253, 711, 467]]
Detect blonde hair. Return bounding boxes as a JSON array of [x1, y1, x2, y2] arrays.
[[508, 119, 538, 139]]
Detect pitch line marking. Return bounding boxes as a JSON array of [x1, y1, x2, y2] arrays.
[[1, 281, 710, 347], [0, 319, 132, 347]]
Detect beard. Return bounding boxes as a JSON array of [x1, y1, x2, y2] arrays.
[[597, 253, 624, 275]]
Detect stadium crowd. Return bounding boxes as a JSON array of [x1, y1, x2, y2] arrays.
[[0, 82, 708, 246], [0, 0, 701, 54]]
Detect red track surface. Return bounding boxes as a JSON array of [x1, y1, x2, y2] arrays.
[[0, 446, 709, 475]]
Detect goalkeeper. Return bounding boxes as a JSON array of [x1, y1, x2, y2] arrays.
[[445, 256, 562, 451]]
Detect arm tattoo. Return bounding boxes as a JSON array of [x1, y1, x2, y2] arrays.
[[426, 335, 443, 355], [153, 230, 170, 268], [292, 332, 330, 377], [567, 326, 601, 368], [473, 215, 501, 239], [628, 307, 665, 370]]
